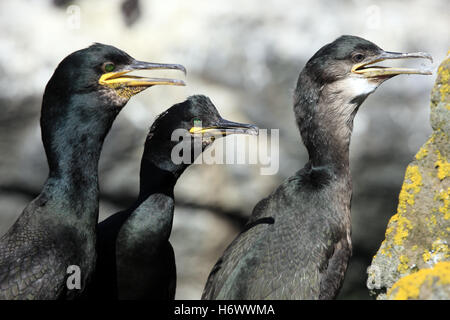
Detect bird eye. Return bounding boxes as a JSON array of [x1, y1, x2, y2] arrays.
[[193, 118, 202, 127], [352, 53, 365, 63], [102, 62, 115, 73]]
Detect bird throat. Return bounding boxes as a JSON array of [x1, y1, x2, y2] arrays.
[[138, 160, 178, 201], [105, 82, 149, 100], [296, 80, 365, 176]]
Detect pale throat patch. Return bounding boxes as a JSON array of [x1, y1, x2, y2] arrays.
[[342, 76, 378, 97]]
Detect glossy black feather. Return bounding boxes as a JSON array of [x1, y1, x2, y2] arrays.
[[0, 44, 140, 299], [86, 95, 250, 300]]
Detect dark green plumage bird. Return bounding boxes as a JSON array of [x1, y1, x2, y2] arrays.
[[0, 43, 185, 299], [86, 95, 258, 300], [202, 35, 432, 300]]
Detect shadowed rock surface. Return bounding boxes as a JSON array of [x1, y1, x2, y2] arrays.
[[367, 54, 450, 299]]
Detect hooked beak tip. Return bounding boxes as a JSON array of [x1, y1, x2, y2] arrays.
[[352, 50, 434, 77]]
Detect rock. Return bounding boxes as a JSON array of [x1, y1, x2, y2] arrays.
[[367, 54, 450, 299], [386, 261, 450, 300]]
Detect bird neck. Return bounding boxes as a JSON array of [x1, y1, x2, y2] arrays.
[[137, 158, 179, 203], [295, 75, 363, 177], [40, 94, 120, 222]]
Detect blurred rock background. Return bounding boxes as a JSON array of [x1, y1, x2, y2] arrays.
[[0, 0, 448, 299]]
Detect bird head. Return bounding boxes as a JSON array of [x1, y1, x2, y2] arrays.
[[294, 35, 432, 166], [40, 44, 186, 172], [142, 95, 258, 174], [301, 35, 432, 99], [45, 43, 186, 108]]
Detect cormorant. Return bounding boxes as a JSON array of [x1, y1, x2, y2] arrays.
[[0, 43, 186, 299], [86, 95, 258, 300], [202, 35, 432, 300]]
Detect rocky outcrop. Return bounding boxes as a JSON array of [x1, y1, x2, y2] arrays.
[[367, 54, 450, 299], [386, 261, 450, 300]]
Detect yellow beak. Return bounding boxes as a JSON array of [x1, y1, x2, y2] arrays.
[[99, 60, 186, 98], [189, 118, 259, 136]]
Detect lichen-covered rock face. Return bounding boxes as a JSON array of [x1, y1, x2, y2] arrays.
[[386, 261, 450, 300], [367, 54, 450, 299], [431, 54, 450, 134]]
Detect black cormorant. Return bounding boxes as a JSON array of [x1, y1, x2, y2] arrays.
[[87, 95, 258, 300], [0, 43, 185, 299], [202, 35, 432, 300]]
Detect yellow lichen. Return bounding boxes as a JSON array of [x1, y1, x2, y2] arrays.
[[385, 226, 393, 236], [438, 65, 450, 103], [422, 239, 449, 266], [387, 165, 422, 246], [415, 145, 428, 160], [380, 241, 393, 258], [412, 245, 418, 251], [398, 255, 410, 273], [423, 250, 431, 263], [400, 165, 423, 208], [393, 216, 413, 246], [435, 187, 450, 219], [435, 150, 450, 181], [425, 213, 440, 232], [387, 261, 450, 300], [429, 133, 436, 143], [430, 214, 437, 226], [431, 239, 449, 260]]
